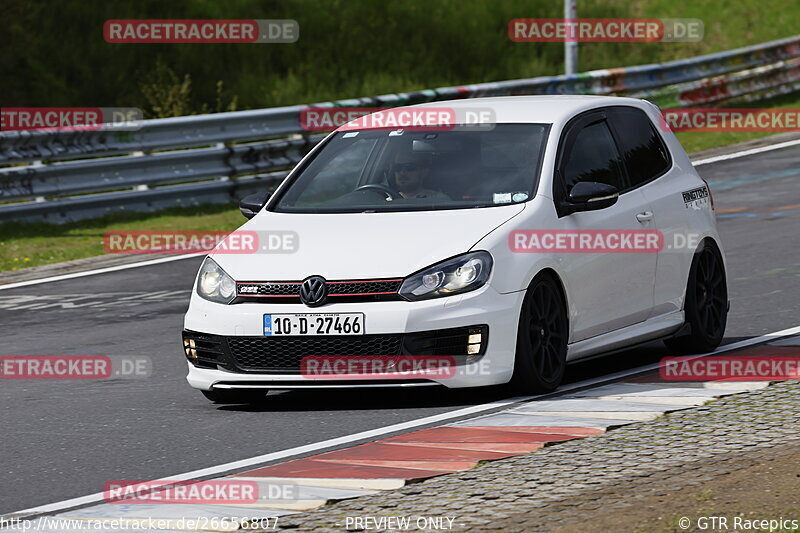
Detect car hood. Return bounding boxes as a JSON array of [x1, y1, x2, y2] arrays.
[[212, 205, 525, 281]]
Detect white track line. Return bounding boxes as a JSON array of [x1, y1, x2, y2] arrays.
[[0, 254, 198, 291], [8, 323, 800, 519], [692, 138, 800, 166]]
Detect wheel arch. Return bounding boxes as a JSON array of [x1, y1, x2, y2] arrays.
[[679, 235, 727, 312], [511, 267, 571, 393], [532, 267, 568, 306], [528, 267, 571, 342]]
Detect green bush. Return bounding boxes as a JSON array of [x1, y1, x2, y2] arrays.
[[1, 0, 797, 116]]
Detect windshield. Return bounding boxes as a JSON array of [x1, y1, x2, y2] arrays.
[[272, 124, 549, 213]]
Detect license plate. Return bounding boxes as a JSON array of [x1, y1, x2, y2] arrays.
[[263, 313, 365, 336]]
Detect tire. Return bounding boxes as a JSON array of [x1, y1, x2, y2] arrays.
[[201, 389, 267, 404], [510, 274, 569, 394], [664, 241, 727, 354]]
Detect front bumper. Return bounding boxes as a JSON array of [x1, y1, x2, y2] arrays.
[[182, 285, 524, 389]]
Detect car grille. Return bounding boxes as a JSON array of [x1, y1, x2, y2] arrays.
[[328, 280, 402, 295], [228, 335, 403, 371], [234, 278, 403, 303]]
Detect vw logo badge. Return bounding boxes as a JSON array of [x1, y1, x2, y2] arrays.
[[299, 276, 328, 307]]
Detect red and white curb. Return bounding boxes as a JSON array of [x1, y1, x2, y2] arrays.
[[6, 336, 799, 532]]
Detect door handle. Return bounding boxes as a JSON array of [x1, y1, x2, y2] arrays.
[[636, 211, 654, 223]]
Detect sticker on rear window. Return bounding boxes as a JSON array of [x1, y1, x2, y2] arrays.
[[682, 186, 709, 209]]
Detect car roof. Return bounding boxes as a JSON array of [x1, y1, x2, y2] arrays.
[[407, 95, 651, 125]]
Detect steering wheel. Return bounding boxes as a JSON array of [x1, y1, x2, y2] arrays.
[[355, 184, 396, 200]]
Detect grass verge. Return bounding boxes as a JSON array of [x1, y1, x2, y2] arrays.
[[0, 204, 243, 273]]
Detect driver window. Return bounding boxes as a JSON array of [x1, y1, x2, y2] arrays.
[[563, 120, 625, 191]]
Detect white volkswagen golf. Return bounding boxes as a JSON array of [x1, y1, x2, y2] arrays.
[[182, 96, 728, 403]]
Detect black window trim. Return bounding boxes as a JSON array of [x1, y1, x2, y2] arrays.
[[553, 105, 674, 208]]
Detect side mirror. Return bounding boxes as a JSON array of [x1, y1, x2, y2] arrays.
[[239, 191, 271, 219], [560, 181, 619, 215]]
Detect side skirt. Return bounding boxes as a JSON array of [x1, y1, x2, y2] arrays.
[[566, 311, 684, 363]]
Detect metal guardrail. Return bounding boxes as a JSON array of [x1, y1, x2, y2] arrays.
[[1, 35, 799, 223]]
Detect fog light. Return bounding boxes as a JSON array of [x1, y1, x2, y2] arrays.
[[184, 338, 198, 358], [466, 327, 484, 355]]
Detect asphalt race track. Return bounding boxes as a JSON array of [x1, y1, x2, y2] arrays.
[[1, 144, 798, 515]]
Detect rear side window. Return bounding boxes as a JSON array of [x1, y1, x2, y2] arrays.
[[562, 120, 625, 191], [610, 107, 671, 187]]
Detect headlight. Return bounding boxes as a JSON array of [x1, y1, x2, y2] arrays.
[[399, 251, 493, 301], [196, 257, 236, 304]]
